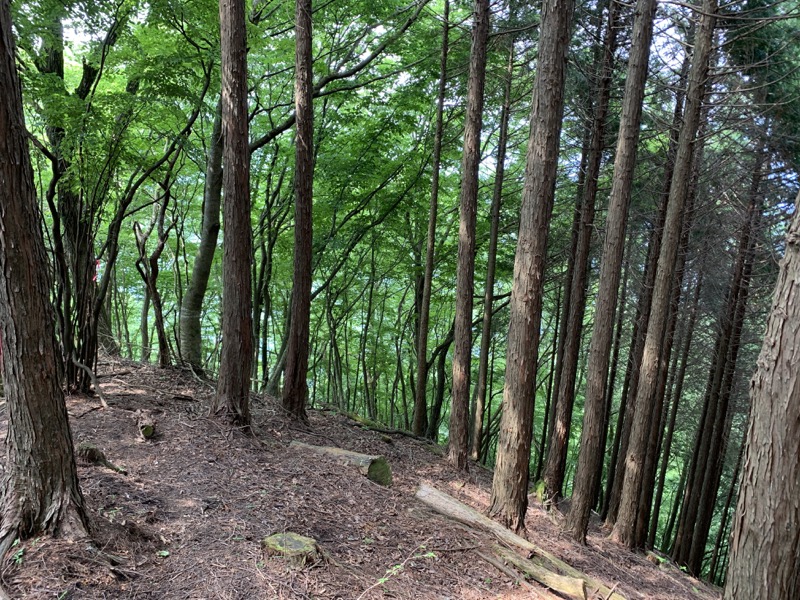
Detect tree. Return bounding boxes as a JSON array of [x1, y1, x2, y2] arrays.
[[488, 0, 574, 532], [449, 0, 490, 471], [282, 0, 314, 421], [214, 0, 253, 426], [723, 192, 800, 600], [180, 100, 223, 374], [471, 39, 513, 461], [413, 0, 449, 438], [0, 0, 89, 556], [542, 0, 619, 501], [612, 0, 718, 549], [564, 0, 658, 543]]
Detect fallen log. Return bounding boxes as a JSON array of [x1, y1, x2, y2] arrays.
[[493, 544, 588, 600], [289, 441, 392, 486], [415, 483, 626, 600]]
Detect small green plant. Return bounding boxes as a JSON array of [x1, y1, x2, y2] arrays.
[[104, 507, 121, 523], [10, 538, 23, 566], [356, 541, 436, 599]]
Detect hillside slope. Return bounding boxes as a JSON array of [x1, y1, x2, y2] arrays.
[[0, 358, 721, 599]]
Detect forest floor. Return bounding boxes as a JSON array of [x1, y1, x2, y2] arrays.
[[0, 357, 722, 600]]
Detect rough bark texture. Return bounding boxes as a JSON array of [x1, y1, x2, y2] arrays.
[[488, 0, 574, 532], [180, 100, 223, 374], [282, 0, 314, 421], [611, 0, 716, 548], [564, 0, 657, 543], [471, 41, 512, 461], [215, 0, 253, 426], [723, 193, 800, 600], [413, 0, 449, 437], [0, 0, 89, 554], [543, 0, 618, 501], [448, 0, 490, 471]]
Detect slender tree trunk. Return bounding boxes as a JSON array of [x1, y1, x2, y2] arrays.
[[282, 0, 314, 421], [611, 0, 717, 549], [535, 278, 561, 481], [413, 0, 449, 437], [603, 47, 690, 522], [543, 0, 619, 501], [662, 455, 688, 551], [708, 433, 744, 579], [674, 149, 763, 567], [180, 99, 223, 374], [596, 230, 634, 509], [648, 272, 702, 548], [687, 196, 759, 574], [449, 0, 490, 471], [488, 0, 574, 533], [471, 41, 513, 460], [564, 0, 658, 543], [214, 0, 253, 426], [0, 0, 89, 555], [724, 191, 800, 600]]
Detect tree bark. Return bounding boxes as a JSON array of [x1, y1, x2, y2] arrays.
[[413, 0, 449, 437], [0, 0, 89, 554], [282, 0, 314, 421], [449, 0, 490, 471], [723, 191, 800, 600], [543, 0, 619, 501], [564, 0, 658, 543], [214, 0, 253, 426], [611, 0, 717, 549], [488, 0, 574, 532]]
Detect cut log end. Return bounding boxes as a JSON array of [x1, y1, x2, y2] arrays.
[[289, 441, 392, 486], [262, 532, 322, 567]]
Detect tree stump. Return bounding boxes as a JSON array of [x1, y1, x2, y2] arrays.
[[262, 532, 322, 567], [289, 441, 392, 486], [134, 409, 156, 440]]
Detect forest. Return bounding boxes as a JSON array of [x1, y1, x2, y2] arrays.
[[0, 0, 799, 598]]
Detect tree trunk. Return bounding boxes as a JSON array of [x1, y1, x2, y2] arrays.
[[564, 0, 658, 543], [180, 99, 223, 374], [0, 0, 89, 554], [723, 191, 800, 600], [449, 0, 490, 471], [708, 432, 743, 580], [648, 272, 702, 548], [543, 0, 619, 501], [282, 0, 314, 421], [686, 192, 759, 574], [214, 0, 253, 426], [603, 47, 691, 522], [611, 0, 717, 549], [471, 40, 512, 461], [413, 0, 449, 437], [674, 149, 763, 568], [488, 0, 574, 533]]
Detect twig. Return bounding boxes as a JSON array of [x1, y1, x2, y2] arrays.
[[72, 356, 109, 408]]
